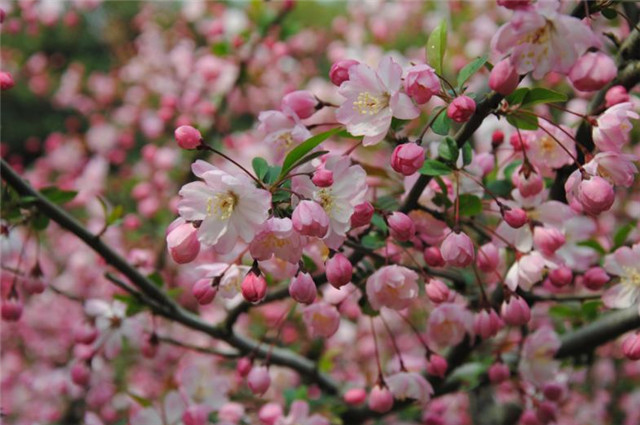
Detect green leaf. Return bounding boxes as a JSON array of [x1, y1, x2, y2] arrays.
[[503, 160, 522, 180], [361, 234, 386, 250], [279, 127, 342, 178], [40, 187, 77, 204], [32, 214, 50, 231], [148, 272, 164, 288], [264, 165, 282, 185], [505, 88, 530, 106], [462, 142, 473, 166], [457, 55, 488, 89], [426, 20, 447, 75], [252, 157, 269, 181], [438, 137, 459, 162], [128, 392, 153, 408], [457, 194, 483, 216], [370, 213, 388, 233], [485, 180, 512, 197], [420, 159, 453, 176], [576, 239, 607, 255], [107, 205, 123, 226], [434, 176, 449, 196], [301, 254, 318, 273], [374, 195, 400, 212], [522, 88, 568, 107], [613, 223, 635, 249], [507, 114, 538, 130], [431, 110, 451, 136], [601, 8, 618, 19]]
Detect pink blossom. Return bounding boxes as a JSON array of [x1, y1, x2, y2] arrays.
[[489, 58, 519, 95], [605, 85, 629, 107], [177, 160, 271, 254], [549, 266, 573, 287], [247, 365, 271, 395], [425, 278, 451, 304], [291, 200, 330, 238], [387, 211, 415, 241], [366, 265, 419, 310], [85, 299, 140, 358], [568, 52, 616, 92], [192, 278, 218, 305], [335, 56, 419, 146], [386, 372, 434, 404], [281, 90, 318, 119], [503, 207, 528, 229], [505, 251, 549, 291], [258, 403, 283, 425], [602, 243, 640, 311], [241, 272, 267, 304], [289, 272, 317, 305], [343, 388, 367, 405], [219, 402, 245, 424], [329, 59, 359, 87], [526, 121, 576, 170], [182, 405, 210, 425], [258, 110, 312, 159], [447, 95, 476, 123], [166, 217, 200, 264], [311, 168, 333, 187], [592, 102, 639, 153], [404, 64, 440, 104], [622, 333, 640, 361], [440, 231, 475, 268], [427, 303, 473, 347], [501, 295, 531, 326], [519, 327, 560, 387], [477, 242, 500, 272], [591, 152, 638, 188], [423, 246, 445, 267], [513, 166, 544, 198], [325, 253, 352, 288], [275, 400, 329, 425], [368, 385, 394, 413], [250, 218, 306, 264], [583, 267, 609, 291], [350, 201, 374, 228], [130, 391, 185, 425], [426, 354, 448, 378], [488, 362, 511, 384], [391, 143, 425, 176], [302, 302, 341, 338], [174, 125, 202, 150], [577, 176, 615, 216], [533, 226, 566, 257], [473, 308, 504, 339], [0, 71, 15, 90]]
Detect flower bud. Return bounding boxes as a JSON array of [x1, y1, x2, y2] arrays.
[[350, 202, 374, 228], [542, 382, 564, 401], [622, 333, 640, 361], [577, 176, 615, 216], [548, 266, 572, 287], [182, 405, 210, 425], [440, 231, 475, 267], [325, 253, 352, 288], [311, 168, 333, 187], [404, 64, 440, 104], [192, 278, 218, 305], [500, 295, 531, 326], [343, 388, 367, 405], [513, 168, 544, 197], [423, 246, 445, 267], [218, 403, 244, 424], [1, 298, 22, 322], [496, 0, 532, 10], [73, 323, 98, 345], [71, 362, 91, 386], [605, 85, 629, 108], [391, 143, 425, 176], [536, 401, 557, 424], [568, 52, 616, 92], [241, 273, 267, 304], [427, 354, 448, 378], [281, 90, 318, 119], [533, 226, 566, 256], [368, 385, 394, 413], [292, 200, 330, 238], [520, 410, 541, 425], [247, 365, 271, 395], [447, 96, 476, 123], [24, 273, 46, 294], [583, 267, 609, 290], [174, 125, 202, 150], [289, 272, 317, 304], [488, 362, 510, 384], [0, 71, 15, 91], [489, 58, 519, 95], [237, 357, 253, 377], [329, 59, 359, 86], [387, 211, 415, 242], [502, 207, 528, 229], [477, 243, 499, 272], [166, 218, 200, 264], [473, 309, 504, 339], [258, 403, 283, 425], [425, 279, 450, 304], [491, 130, 504, 148]]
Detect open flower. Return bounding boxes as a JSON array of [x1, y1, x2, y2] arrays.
[[258, 110, 313, 160], [592, 102, 639, 153], [336, 56, 419, 146], [177, 160, 271, 254], [603, 243, 640, 313], [386, 372, 434, 405], [519, 327, 560, 387], [250, 217, 307, 264], [366, 265, 419, 311]]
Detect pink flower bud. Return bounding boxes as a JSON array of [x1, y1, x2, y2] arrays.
[[500, 295, 531, 326], [533, 227, 566, 256], [440, 231, 475, 267], [329, 59, 359, 86], [166, 218, 200, 264], [477, 243, 499, 272], [237, 357, 253, 377], [427, 354, 448, 378], [492, 130, 504, 148], [281, 90, 318, 119], [425, 279, 450, 304], [289, 272, 317, 304], [247, 365, 271, 395], [73, 323, 98, 345], [368, 385, 394, 413], [182, 405, 210, 425], [258, 405, 283, 425], [343, 388, 367, 405], [391, 143, 425, 176], [513, 168, 544, 197], [71, 362, 91, 386], [292, 200, 330, 238], [325, 253, 352, 288], [447, 96, 476, 123], [536, 401, 557, 424], [568, 52, 617, 92], [241, 273, 267, 304], [0, 71, 15, 91], [502, 207, 528, 229], [192, 278, 218, 305], [605, 85, 630, 108], [520, 410, 541, 425], [350, 202, 374, 228], [497, 0, 532, 10], [387, 211, 415, 242], [311, 168, 333, 187], [174, 125, 202, 150], [583, 267, 609, 290], [489, 59, 519, 95], [542, 382, 564, 401], [548, 266, 572, 287], [622, 333, 640, 361], [473, 309, 504, 339], [577, 176, 615, 216], [488, 362, 510, 384], [423, 246, 445, 267], [218, 402, 244, 424], [404, 64, 440, 104], [24, 274, 46, 294], [1, 298, 22, 321]]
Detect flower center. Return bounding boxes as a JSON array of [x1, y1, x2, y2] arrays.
[[316, 188, 334, 213], [353, 91, 388, 115], [623, 266, 640, 288], [207, 191, 238, 220], [278, 131, 295, 149], [539, 135, 555, 153]]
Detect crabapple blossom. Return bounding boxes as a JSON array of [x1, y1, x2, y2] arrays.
[[366, 265, 419, 310], [404, 64, 440, 105], [440, 231, 475, 268], [166, 217, 200, 264], [386, 372, 434, 404], [604, 85, 629, 107], [502, 207, 528, 228], [423, 246, 445, 267], [426, 354, 448, 378], [368, 385, 394, 413], [274, 400, 329, 425], [241, 272, 267, 304], [325, 253, 352, 288], [391, 142, 425, 176], [250, 217, 306, 264], [568, 52, 617, 92], [488, 362, 511, 384], [387, 211, 415, 241], [477, 242, 500, 272], [350, 201, 374, 228], [291, 200, 329, 238], [289, 272, 317, 305], [302, 302, 341, 338], [501, 295, 531, 326], [427, 303, 473, 347], [343, 388, 367, 405], [576, 176, 615, 216], [258, 110, 313, 159], [592, 102, 639, 153], [519, 327, 560, 387], [192, 278, 218, 305], [602, 243, 640, 311], [0, 71, 15, 90], [247, 366, 271, 395], [258, 403, 283, 425], [489, 58, 519, 95], [473, 308, 504, 339], [174, 125, 202, 150], [311, 168, 333, 187], [549, 266, 572, 287], [447, 96, 476, 123], [622, 333, 640, 361], [425, 278, 451, 304], [583, 267, 609, 291], [329, 59, 359, 87], [281, 90, 318, 119]]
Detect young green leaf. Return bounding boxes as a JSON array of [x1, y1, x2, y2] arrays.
[[457, 55, 488, 89], [40, 187, 77, 204], [507, 114, 538, 130], [457, 194, 483, 216], [279, 127, 343, 178], [522, 88, 568, 107], [462, 142, 473, 166], [420, 159, 453, 176], [432, 111, 451, 136], [438, 137, 459, 162], [426, 20, 447, 75], [252, 157, 270, 181]]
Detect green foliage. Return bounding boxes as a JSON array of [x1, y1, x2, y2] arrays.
[[420, 159, 453, 176], [457, 194, 483, 217], [457, 55, 488, 89], [279, 127, 343, 179], [438, 137, 459, 162], [426, 20, 447, 75]]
